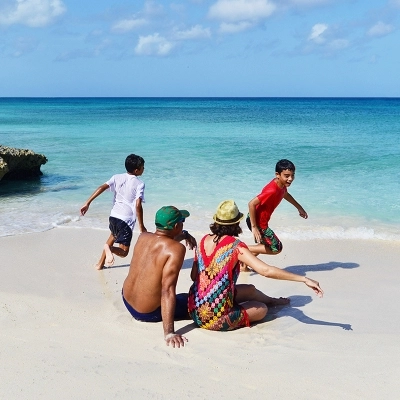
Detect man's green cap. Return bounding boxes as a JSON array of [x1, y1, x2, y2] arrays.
[[155, 206, 190, 230]]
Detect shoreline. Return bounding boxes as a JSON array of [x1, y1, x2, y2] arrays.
[[2, 211, 400, 241], [1, 227, 400, 398]]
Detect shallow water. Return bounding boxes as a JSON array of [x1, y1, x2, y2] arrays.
[[1, 97, 399, 240]]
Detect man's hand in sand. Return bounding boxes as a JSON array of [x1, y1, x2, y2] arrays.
[[304, 277, 323, 298], [165, 333, 188, 348]]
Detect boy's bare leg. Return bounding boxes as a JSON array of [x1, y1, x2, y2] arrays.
[[240, 244, 281, 272], [235, 284, 290, 306], [95, 234, 115, 270], [247, 243, 281, 255], [104, 244, 115, 267], [103, 242, 130, 268], [108, 244, 129, 258]]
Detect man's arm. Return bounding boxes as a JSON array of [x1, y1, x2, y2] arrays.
[[135, 197, 147, 232], [190, 260, 198, 281], [248, 196, 262, 243], [161, 244, 187, 348], [284, 192, 308, 219], [174, 230, 197, 250], [80, 183, 109, 216]]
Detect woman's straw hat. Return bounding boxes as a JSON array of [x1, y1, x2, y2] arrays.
[[213, 200, 244, 225]]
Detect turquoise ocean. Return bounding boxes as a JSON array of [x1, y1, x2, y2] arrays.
[[1, 97, 399, 241]]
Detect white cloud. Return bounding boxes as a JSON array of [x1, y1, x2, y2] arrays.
[[0, 0, 66, 27], [93, 38, 112, 56], [135, 33, 174, 56], [367, 21, 394, 37], [219, 21, 254, 33], [143, 0, 164, 16], [111, 18, 147, 33], [329, 38, 349, 50], [173, 25, 211, 40], [208, 0, 276, 22], [308, 23, 328, 43]]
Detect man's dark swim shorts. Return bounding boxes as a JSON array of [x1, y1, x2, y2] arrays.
[[109, 216, 132, 246], [122, 291, 190, 322], [246, 216, 282, 253]]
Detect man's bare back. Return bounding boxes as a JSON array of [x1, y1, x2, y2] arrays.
[[122, 231, 186, 313], [121, 205, 195, 348]]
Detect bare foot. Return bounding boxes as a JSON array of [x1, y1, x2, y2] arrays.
[[95, 262, 105, 270], [266, 297, 290, 306], [239, 262, 252, 272], [103, 244, 115, 267]]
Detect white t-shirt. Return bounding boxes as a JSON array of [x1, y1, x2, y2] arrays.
[[106, 173, 145, 230]]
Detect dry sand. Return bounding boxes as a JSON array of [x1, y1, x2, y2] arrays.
[[1, 227, 400, 399]]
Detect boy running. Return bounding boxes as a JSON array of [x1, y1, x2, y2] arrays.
[[247, 159, 307, 258], [80, 154, 146, 270]]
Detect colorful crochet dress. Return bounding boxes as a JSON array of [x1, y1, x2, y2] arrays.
[[188, 235, 250, 331]]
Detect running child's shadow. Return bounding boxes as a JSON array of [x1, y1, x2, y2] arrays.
[[266, 295, 352, 331], [283, 261, 359, 275]]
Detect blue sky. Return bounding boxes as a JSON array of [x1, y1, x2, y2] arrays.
[[1, 0, 399, 97]]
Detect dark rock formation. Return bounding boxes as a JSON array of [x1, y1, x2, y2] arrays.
[[0, 145, 48, 181]]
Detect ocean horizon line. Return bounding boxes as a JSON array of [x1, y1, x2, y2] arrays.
[[1, 96, 400, 100]]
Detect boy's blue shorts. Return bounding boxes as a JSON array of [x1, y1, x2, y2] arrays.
[[109, 216, 132, 246]]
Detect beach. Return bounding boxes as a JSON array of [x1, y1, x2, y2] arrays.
[[2, 97, 400, 398], [2, 227, 400, 399]]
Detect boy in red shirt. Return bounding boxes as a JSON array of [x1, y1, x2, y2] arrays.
[[246, 159, 307, 258]]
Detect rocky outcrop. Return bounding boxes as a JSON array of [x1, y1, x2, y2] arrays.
[[0, 145, 48, 181]]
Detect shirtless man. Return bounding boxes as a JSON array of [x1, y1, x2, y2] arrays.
[[122, 206, 196, 349]]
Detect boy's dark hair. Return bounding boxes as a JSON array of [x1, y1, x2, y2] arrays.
[[125, 154, 145, 173], [209, 222, 243, 244], [276, 159, 295, 173]]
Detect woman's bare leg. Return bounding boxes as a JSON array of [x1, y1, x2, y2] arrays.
[[242, 301, 268, 323], [236, 284, 290, 306]]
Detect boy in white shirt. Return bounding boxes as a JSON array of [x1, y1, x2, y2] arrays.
[[80, 154, 146, 269]]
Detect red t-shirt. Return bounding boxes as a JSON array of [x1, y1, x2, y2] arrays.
[[255, 178, 287, 229]]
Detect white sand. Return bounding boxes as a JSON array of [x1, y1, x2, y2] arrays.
[[1, 227, 400, 399]]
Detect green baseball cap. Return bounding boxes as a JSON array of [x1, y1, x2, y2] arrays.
[[155, 206, 190, 230]]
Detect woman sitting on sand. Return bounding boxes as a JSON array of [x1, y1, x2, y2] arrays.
[[188, 200, 323, 331]]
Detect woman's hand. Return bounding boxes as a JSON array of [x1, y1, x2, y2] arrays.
[[304, 277, 323, 298]]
